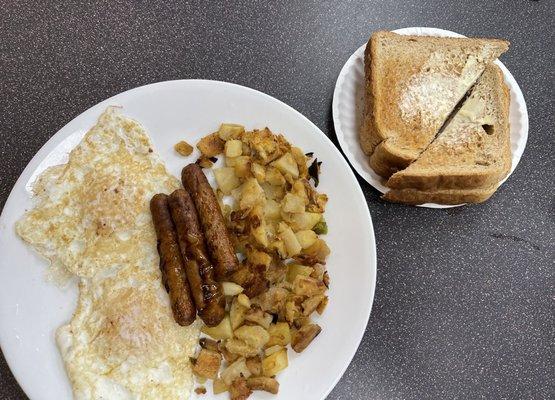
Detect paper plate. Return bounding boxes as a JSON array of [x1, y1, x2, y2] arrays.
[[332, 27, 529, 208]]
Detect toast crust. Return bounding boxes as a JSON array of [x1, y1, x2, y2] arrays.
[[382, 186, 498, 205]]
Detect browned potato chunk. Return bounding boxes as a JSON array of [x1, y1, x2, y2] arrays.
[[244, 308, 273, 329], [262, 348, 288, 377], [221, 358, 252, 386], [199, 337, 220, 352], [218, 123, 245, 140], [266, 322, 291, 347], [192, 349, 222, 379], [245, 356, 262, 376], [174, 140, 194, 156], [247, 376, 280, 394], [302, 294, 326, 316], [225, 338, 259, 358], [234, 325, 270, 350], [291, 323, 322, 353], [316, 296, 329, 314], [197, 132, 225, 157], [293, 275, 326, 297]]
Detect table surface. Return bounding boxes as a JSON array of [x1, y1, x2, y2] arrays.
[[1, 1, 553, 399]]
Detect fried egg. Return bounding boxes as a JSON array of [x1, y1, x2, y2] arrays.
[[16, 107, 199, 400]]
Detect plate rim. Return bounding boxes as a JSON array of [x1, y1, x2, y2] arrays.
[[332, 26, 529, 208], [0, 79, 377, 400]]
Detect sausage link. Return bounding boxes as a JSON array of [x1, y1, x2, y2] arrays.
[[181, 163, 239, 280], [168, 189, 225, 326], [150, 193, 196, 326]]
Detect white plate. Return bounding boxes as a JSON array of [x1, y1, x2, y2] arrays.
[[332, 27, 529, 208], [0, 80, 376, 400]]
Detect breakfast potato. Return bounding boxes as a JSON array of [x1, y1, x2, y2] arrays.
[[240, 178, 266, 209], [174, 140, 194, 156], [192, 349, 222, 379], [245, 356, 262, 376], [316, 296, 329, 314], [302, 294, 326, 316], [234, 325, 270, 350], [251, 162, 266, 183], [272, 153, 299, 179], [246, 248, 272, 267], [218, 123, 245, 140], [278, 223, 302, 257], [221, 358, 252, 386], [237, 293, 251, 308], [303, 238, 330, 262], [202, 315, 233, 339], [214, 167, 241, 194], [286, 264, 314, 283], [234, 156, 252, 178], [225, 338, 260, 358], [282, 193, 305, 213], [291, 146, 309, 178], [230, 297, 248, 330], [264, 199, 281, 220], [295, 230, 318, 249], [225, 139, 243, 157], [261, 182, 285, 201], [292, 275, 326, 297], [262, 348, 288, 377], [197, 132, 225, 157], [222, 281, 244, 296], [244, 308, 273, 329], [287, 211, 322, 231], [266, 322, 291, 347], [266, 167, 286, 186], [229, 377, 252, 400]]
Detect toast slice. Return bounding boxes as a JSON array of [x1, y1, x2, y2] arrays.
[[386, 63, 511, 191], [361, 31, 509, 178], [382, 185, 498, 205]]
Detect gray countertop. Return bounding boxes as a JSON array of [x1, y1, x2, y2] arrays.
[[1, 1, 553, 399]]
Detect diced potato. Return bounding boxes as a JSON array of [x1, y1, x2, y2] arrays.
[[266, 322, 291, 347], [245, 356, 262, 376], [303, 238, 331, 261], [197, 132, 225, 157], [293, 275, 326, 297], [230, 297, 248, 330], [234, 156, 252, 178], [264, 199, 281, 220], [214, 167, 241, 195], [213, 378, 228, 395], [302, 294, 326, 316], [225, 139, 243, 157], [221, 358, 252, 386], [225, 338, 259, 358], [261, 183, 285, 201], [272, 152, 299, 179], [295, 230, 318, 249], [262, 348, 288, 377], [264, 345, 283, 356], [250, 205, 269, 247], [251, 162, 266, 183], [291, 146, 308, 177], [285, 300, 300, 323], [271, 239, 287, 259], [196, 155, 215, 169], [237, 293, 251, 308], [316, 296, 328, 314], [286, 264, 314, 283], [218, 123, 245, 140], [245, 308, 273, 329], [287, 212, 322, 231], [222, 281, 244, 296], [192, 349, 222, 379], [240, 178, 265, 209], [174, 140, 194, 156], [234, 325, 270, 350], [246, 248, 272, 267], [278, 223, 302, 257], [226, 156, 239, 167], [282, 193, 305, 213], [266, 167, 286, 186], [202, 315, 233, 339]]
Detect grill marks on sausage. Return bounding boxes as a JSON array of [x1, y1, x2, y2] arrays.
[[150, 193, 196, 326], [168, 189, 225, 327]]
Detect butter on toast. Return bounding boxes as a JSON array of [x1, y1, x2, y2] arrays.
[[386, 63, 511, 192], [361, 31, 509, 178]]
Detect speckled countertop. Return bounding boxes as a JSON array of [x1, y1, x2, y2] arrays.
[[1, 1, 553, 399]]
